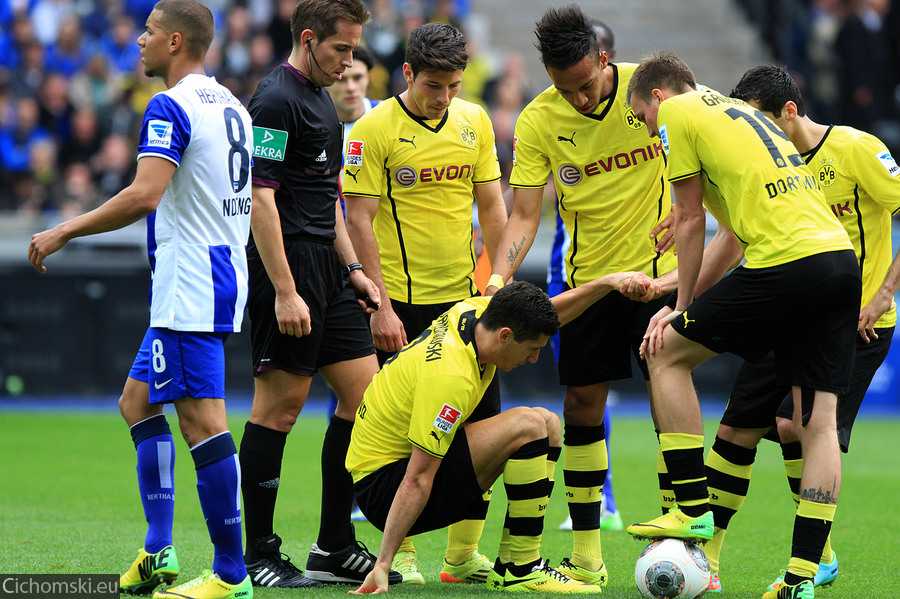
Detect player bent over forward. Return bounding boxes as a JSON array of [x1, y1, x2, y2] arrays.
[[347, 276, 653, 594]]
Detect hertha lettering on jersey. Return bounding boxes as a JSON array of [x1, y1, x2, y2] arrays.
[[137, 74, 253, 333]]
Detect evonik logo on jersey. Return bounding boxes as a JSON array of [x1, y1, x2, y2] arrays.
[[148, 120, 173, 148], [557, 141, 665, 186], [393, 164, 474, 187], [433, 404, 462, 434]]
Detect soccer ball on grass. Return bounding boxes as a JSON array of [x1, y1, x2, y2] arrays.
[[634, 538, 711, 599]]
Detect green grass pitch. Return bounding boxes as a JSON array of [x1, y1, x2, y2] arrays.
[[1, 408, 898, 598]]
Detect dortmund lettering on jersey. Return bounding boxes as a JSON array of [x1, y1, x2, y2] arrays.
[[510, 63, 676, 286], [661, 90, 851, 269], [343, 96, 501, 304], [252, 126, 287, 161], [803, 125, 900, 327], [346, 297, 495, 482]]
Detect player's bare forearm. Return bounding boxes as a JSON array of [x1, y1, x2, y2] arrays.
[[553, 272, 646, 325], [859, 247, 900, 341], [250, 186, 295, 295], [474, 180, 508, 266], [28, 157, 171, 272], [489, 187, 542, 284], [672, 176, 706, 310], [346, 195, 391, 310]]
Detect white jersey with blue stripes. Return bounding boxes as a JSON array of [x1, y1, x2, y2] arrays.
[[137, 73, 253, 333]]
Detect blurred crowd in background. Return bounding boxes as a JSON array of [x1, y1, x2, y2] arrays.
[[1, 0, 899, 217]]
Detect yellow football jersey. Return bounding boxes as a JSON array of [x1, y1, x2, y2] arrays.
[[346, 296, 495, 483], [343, 97, 501, 304], [660, 90, 852, 268], [804, 125, 900, 327], [510, 63, 676, 286]]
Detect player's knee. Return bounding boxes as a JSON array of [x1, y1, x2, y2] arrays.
[[509, 406, 548, 442], [533, 407, 562, 445], [775, 416, 798, 443]]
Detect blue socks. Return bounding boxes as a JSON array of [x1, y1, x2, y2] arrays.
[[191, 432, 246, 585], [131, 415, 176, 554]]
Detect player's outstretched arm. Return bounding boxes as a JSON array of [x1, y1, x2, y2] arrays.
[[250, 184, 311, 337], [351, 447, 440, 595], [473, 180, 509, 270], [859, 246, 900, 342], [485, 186, 543, 295], [552, 271, 651, 326], [345, 194, 406, 351], [28, 156, 173, 273], [334, 198, 381, 314]]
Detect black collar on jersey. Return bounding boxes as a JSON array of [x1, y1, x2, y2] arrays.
[[801, 124, 834, 165], [394, 95, 449, 133], [580, 62, 618, 122], [282, 60, 322, 92]]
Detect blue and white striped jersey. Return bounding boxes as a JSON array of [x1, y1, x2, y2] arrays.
[[137, 73, 253, 333]]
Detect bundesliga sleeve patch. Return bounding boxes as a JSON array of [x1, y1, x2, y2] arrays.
[[876, 150, 899, 177], [253, 126, 288, 161], [433, 404, 462, 434], [347, 140, 364, 166], [147, 120, 173, 148], [512, 136, 518, 164]]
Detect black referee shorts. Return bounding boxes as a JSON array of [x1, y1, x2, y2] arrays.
[[248, 239, 375, 375]]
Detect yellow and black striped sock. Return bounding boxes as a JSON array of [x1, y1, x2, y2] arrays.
[[704, 436, 756, 571], [445, 486, 491, 564], [563, 424, 606, 570], [781, 441, 803, 508], [784, 500, 835, 585], [504, 437, 550, 568], [657, 439, 675, 515], [660, 433, 707, 517]]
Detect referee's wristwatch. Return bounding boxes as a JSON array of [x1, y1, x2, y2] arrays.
[[342, 262, 364, 279]]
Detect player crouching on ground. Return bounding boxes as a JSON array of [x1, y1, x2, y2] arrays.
[[347, 276, 657, 594]]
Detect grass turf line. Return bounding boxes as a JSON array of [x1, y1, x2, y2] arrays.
[[0, 411, 898, 598]]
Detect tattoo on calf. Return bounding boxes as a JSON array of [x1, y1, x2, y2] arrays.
[[800, 484, 838, 505]]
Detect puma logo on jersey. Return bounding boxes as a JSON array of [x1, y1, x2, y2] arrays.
[[683, 312, 696, 327], [430, 431, 443, 444], [344, 168, 359, 184], [399, 135, 417, 148], [557, 132, 576, 146]]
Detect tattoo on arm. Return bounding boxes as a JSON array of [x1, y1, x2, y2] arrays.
[[505, 236, 527, 269]]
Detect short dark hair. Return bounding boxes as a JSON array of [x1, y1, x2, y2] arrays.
[[730, 64, 806, 118], [590, 19, 614, 54], [627, 50, 696, 104], [290, 0, 370, 48], [153, 0, 214, 57], [405, 22, 467, 76], [534, 4, 599, 71], [353, 44, 375, 71], [480, 281, 559, 342]]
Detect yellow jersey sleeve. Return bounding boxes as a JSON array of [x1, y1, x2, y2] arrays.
[[659, 91, 852, 269], [473, 106, 502, 185], [343, 102, 390, 199], [408, 374, 477, 457]]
